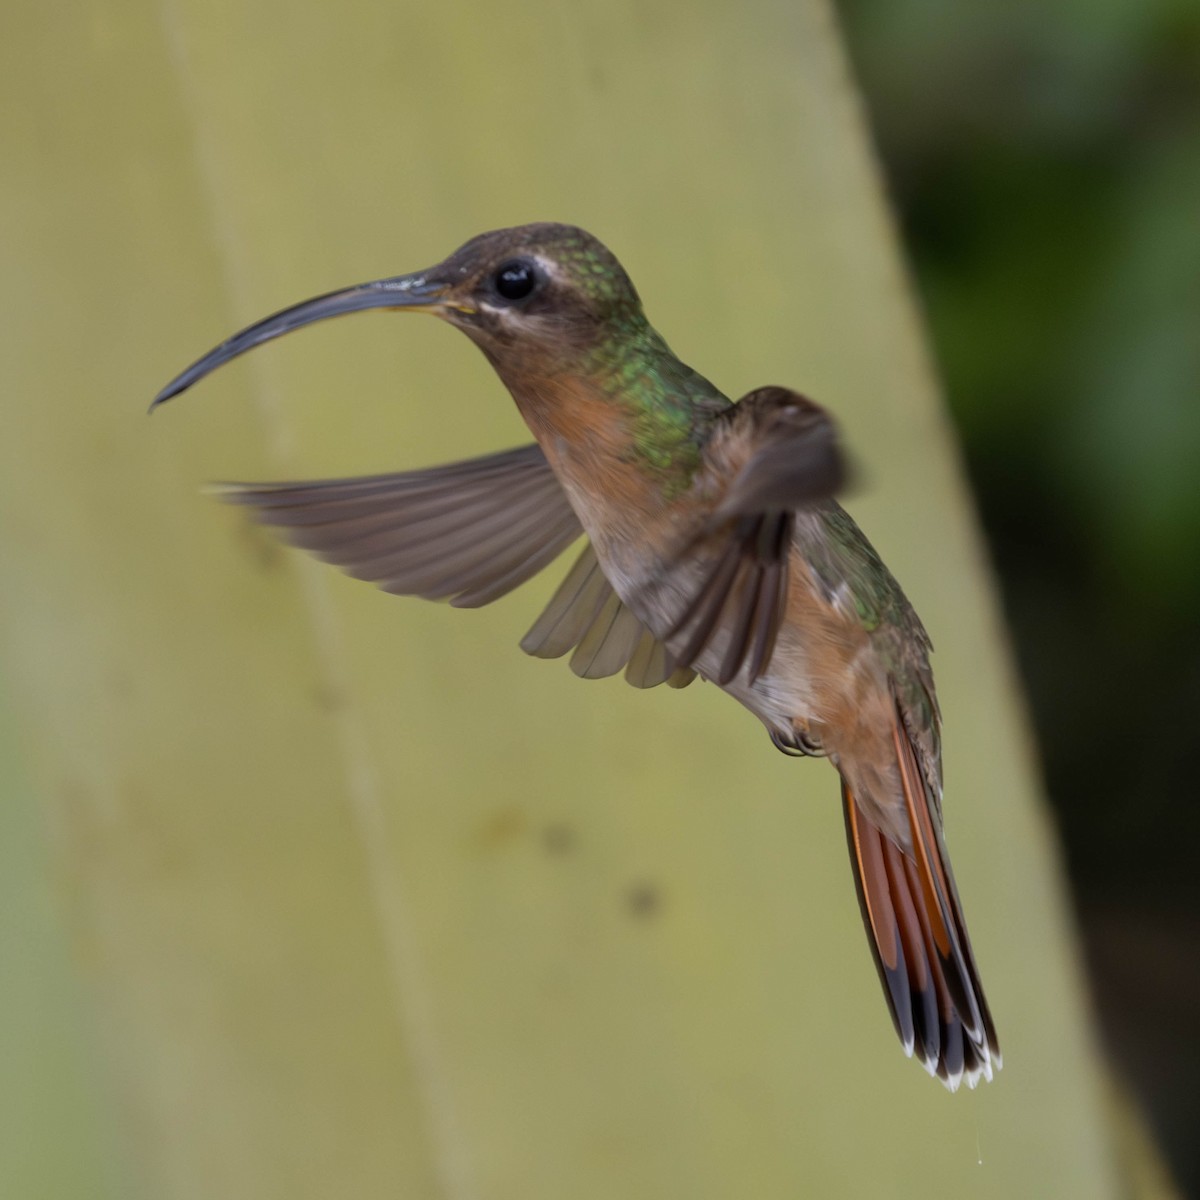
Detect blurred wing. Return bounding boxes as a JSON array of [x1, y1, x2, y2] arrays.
[[665, 387, 847, 686], [711, 388, 845, 520], [522, 544, 696, 689], [217, 444, 582, 608], [220, 443, 692, 687]]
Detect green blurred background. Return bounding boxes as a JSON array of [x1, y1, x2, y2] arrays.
[[0, 0, 1192, 1195], [839, 1, 1200, 1188]]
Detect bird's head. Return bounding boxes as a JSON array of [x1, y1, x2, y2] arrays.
[[152, 223, 647, 407]]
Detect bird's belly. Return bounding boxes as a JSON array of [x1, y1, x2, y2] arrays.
[[557, 473, 873, 742], [707, 619, 830, 734]]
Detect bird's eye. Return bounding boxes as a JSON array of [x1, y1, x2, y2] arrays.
[[492, 259, 539, 302]]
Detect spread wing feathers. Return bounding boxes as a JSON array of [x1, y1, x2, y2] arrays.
[[667, 512, 794, 686], [665, 388, 846, 686], [215, 444, 583, 609], [218, 443, 692, 689], [842, 708, 1000, 1090], [522, 544, 696, 689]]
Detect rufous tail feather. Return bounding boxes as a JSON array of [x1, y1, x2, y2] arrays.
[[841, 710, 1000, 1089]]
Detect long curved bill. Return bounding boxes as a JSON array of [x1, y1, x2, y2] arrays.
[[151, 271, 461, 409]]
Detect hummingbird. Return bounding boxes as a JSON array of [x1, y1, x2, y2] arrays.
[[153, 222, 999, 1089]]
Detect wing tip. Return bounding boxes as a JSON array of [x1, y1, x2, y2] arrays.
[[204, 480, 257, 502]]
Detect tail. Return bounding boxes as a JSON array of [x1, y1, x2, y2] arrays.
[[841, 716, 1000, 1090]]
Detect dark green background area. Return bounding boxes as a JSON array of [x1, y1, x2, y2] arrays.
[[839, 0, 1200, 1187]]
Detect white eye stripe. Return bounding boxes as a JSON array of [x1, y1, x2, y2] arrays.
[[531, 255, 562, 283], [476, 301, 548, 322]]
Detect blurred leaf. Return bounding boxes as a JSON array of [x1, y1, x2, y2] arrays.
[[0, 0, 1163, 1196]]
